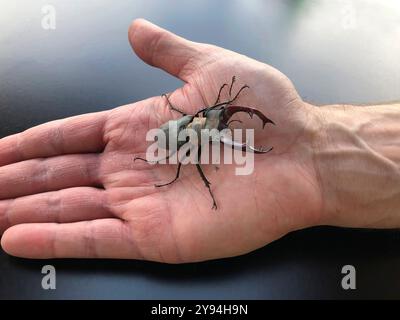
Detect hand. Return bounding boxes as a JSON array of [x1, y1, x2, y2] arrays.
[[0, 19, 323, 262]]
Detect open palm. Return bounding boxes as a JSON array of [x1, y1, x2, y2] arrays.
[[0, 19, 323, 262]]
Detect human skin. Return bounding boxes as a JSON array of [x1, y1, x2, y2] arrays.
[[0, 19, 399, 262]]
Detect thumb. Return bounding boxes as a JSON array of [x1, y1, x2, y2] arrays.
[[128, 19, 210, 81]]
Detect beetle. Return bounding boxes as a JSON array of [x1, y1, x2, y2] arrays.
[[135, 76, 275, 209]]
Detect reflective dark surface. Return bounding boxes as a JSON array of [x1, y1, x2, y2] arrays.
[[1, 0, 400, 299]]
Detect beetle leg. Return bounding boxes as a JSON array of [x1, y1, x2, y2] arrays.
[[133, 156, 150, 163], [195, 146, 217, 209], [196, 163, 217, 210], [155, 162, 182, 187], [134, 149, 177, 164], [162, 94, 186, 115]]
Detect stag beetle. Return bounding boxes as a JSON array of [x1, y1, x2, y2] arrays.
[[135, 76, 275, 209]]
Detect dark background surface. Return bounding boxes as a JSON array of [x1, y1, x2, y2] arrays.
[[0, 0, 400, 299]]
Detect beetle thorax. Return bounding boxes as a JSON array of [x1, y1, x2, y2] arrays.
[[187, 117, 207, 132]]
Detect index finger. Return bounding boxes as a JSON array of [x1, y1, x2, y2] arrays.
[[0, 110, 108, 166]]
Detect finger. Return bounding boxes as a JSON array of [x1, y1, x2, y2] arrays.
[[1, 219, 138, 259], [0, 111, 108, 167], [128, 18, 212, 81], [0, 187, 113, 233], [0, 154, 102, 200]]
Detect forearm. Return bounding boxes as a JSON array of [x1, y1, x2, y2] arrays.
[[313, 103, 400, 228]]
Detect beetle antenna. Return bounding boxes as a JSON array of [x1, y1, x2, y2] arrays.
[[162, 94, 186, 115], [214, 83, 228, 105], [229, 85, 249, 105], [228, 76, 236, 97]]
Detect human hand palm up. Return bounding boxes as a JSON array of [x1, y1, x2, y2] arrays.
[[0, 19, 322, 262]]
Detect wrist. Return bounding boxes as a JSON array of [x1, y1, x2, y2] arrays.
[[313, 103, 400, 228]]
